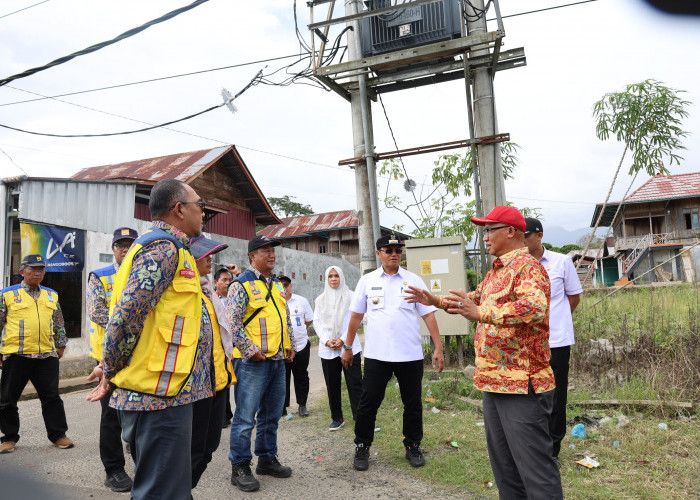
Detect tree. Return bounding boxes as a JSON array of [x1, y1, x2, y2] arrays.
[[268, 195, 313, 217], [576, 233, 603, 249], [578, 80, 690, 271]]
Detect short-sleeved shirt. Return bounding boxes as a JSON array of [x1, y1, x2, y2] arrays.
[[539, 249, 582, 348], [350, 266, 436, 362], [287, 294, 313, 351]]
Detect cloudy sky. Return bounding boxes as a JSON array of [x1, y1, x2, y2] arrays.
[[1, 0, 698, 236]]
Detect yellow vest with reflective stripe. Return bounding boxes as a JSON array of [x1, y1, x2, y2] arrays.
[[233, 271, 290, 358], [1, 285, 58, 355], [88, 265, 117, 361], [109, 228, 202, 397], [203, 295, 235, 391]]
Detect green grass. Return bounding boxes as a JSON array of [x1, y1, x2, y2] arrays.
[[313, 370, 700, 499]]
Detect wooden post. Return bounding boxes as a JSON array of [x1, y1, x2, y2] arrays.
[[443, 335, 450, 367], [456, 335, 464, 367]]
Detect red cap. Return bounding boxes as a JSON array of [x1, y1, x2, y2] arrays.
[[470, 206, 526, 232]]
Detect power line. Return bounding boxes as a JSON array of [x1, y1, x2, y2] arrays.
[[487, 0, 598, 21], [0, 146, 28, 175], [0, 0, 50, 20], [0, 0, 211, 87]]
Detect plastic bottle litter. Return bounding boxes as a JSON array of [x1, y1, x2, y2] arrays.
[[570, 423, 587, 439], [658, 423, 668, 430], [613, 440, 620, 448], [617, 415, 631, 428]]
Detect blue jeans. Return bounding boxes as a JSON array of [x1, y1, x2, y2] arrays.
[[119, 404, 193, 500], [229, 358, 285, 465]]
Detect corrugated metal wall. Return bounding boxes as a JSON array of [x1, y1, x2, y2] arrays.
[[19, 180, 137, 232]]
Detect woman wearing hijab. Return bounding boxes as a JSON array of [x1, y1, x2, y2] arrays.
[[189, 235, 236, 489], [313, 266, 363, 431]]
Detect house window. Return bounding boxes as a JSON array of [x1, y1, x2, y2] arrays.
[[683, 208, 699, 229], [319, 245, 326, 254]]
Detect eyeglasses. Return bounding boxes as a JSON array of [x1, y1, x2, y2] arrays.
[[170, 200, 206, 211], [113, 242, 132, 250], [380, 247, 403, 254], [482, 226, 511, 235]]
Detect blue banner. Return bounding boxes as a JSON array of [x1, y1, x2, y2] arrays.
[[20, 222, 85, 272]]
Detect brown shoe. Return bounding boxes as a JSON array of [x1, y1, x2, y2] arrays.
[[52, 437, 74, 449], [0, 441, 16, 454]]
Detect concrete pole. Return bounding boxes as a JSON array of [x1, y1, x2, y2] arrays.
[[347, 0, 380, 273], [465, 0, 505, 213]]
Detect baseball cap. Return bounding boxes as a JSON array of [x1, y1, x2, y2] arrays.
[[470, 206, 526, 232], [190, 235, 228, 262], [524, 217, 543, 235], [248, 235, 280, 253], [21, 254, 46, 267], [376, 233, 405, 250], [278, 275, 291, 285], [112, 227, 138, 246]]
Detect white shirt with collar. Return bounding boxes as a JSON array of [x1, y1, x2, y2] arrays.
[[350, 266, 437, 362], [539, 248, 583, 348], [287, 293, 314, 351]]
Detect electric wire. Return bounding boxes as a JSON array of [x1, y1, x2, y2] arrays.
[[487, 0, 598, 21], [0, 0, 50, 20], [0, 0, 211, 87], [0, 146, 28, 175]]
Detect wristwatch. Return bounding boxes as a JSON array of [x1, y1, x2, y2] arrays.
[[342, 344, 352, 351]]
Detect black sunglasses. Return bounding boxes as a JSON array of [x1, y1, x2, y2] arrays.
[[380, 247, 403, 254], [483, 225, 511, 235], [170, 200, 206, 211]]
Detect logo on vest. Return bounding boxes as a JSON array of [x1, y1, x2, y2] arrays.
[[179, 259, 196, 278]]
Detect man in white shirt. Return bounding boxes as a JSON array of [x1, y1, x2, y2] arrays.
[[524, 218, 583, 461], [280, 276, 314, 417], [342, 234, 444, 471]]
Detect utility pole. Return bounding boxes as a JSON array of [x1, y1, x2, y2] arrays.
[[346, 0, 381, 273], [466, 0, 505, 213]]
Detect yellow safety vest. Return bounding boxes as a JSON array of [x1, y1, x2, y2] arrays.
[[1, 285, 58, 355], [88, 265, 117, 361], [109, 227, 202, 397], [232, 270, 290, 359], [203, 295, 235, 391]]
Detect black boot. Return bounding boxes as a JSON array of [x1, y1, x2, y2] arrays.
[[231, 462, 260, 492], [256, 456, 292, 478]]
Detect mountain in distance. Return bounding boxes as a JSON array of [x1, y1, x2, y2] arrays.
[[542, 226, 607, 247]]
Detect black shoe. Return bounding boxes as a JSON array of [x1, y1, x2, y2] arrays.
[[104, 469, 133, 492], [405, 443, 425, 467], [354, 443, 370, 471], [231, 462, 260, 492], [256, 456, 292, 478], [298, 405, 309, 417], [282, 408, 288, 416]]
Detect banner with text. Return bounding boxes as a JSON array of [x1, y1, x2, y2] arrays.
[[20, 222, 85, 272]]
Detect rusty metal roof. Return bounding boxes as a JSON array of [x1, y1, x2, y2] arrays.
[[71, 146, 230, 183]]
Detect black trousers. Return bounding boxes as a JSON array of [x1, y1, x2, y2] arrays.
[[482, 382, 563, 500], [223, 387, 233, 424], [320, 353, 363, 421], [0, 355, 68, 443], [99, 387, 126, 473], [191, 389, 227, 488], [549, 346, 570, 458], [354, 358, 423, 448], [285, 342, 311, 408]]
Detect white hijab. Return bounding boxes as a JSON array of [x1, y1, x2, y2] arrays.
[[314, 266, 353, 339], [200, 274, 233, 360]]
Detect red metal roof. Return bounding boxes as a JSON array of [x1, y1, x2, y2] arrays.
[[258, 210, 359, 239], [621, 172, 700, 203]]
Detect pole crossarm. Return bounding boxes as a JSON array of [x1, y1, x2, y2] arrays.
[[308, 0, 444, 30], [337, 133, 510, 166]]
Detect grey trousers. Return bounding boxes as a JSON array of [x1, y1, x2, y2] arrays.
[[482, 384, 563, 500]]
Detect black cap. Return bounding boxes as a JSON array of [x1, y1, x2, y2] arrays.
[[21, 254, 46, 267], [248, 235, 280, 253], [376, 233, 405, 250], [278, 275, 291, 285], [112, 227, 138, 245], [524, 217, 543, 235], [190, 235, 228, 262]]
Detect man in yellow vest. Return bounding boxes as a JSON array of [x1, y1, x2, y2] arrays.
[[87, 178, 208, 500], [227, 235, 296, 493], [86, 226, 137, 492], [0, 254, 74, 454]]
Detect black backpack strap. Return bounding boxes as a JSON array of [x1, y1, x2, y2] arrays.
[[242, 279, 274, 327]]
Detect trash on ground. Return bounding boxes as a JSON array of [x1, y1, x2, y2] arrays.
[[484, 481, 494, 488], [450, 441, 459, 448], [285, 414, 293, 420], [570, 423, 587, 439], [431, 406, 440, 414], [613, 440, 620, 448], [424, 396, 436, 402], [316, 457, 322, 461], [617, 415, 631, 428], [568, 444, 576, 449], [658, 423, 668, 430], [576, 456, 600, 468], [476, 422, 485, 427], [599, 417, 612, 425], [568, 414, 601, 426]]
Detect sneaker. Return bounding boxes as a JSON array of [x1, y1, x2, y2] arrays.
[[298, 405, 309, 417], [104, 469, 133, 492], [52, 437, 74, 449], [231, 462, 260, 492], [256, 456, 292, 478], [405, 443, 425, 467], [353, 443, 370, 471], [0, 441, 16, 454], [328, 419, 345, 431], [374, 426, 381, 432]]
